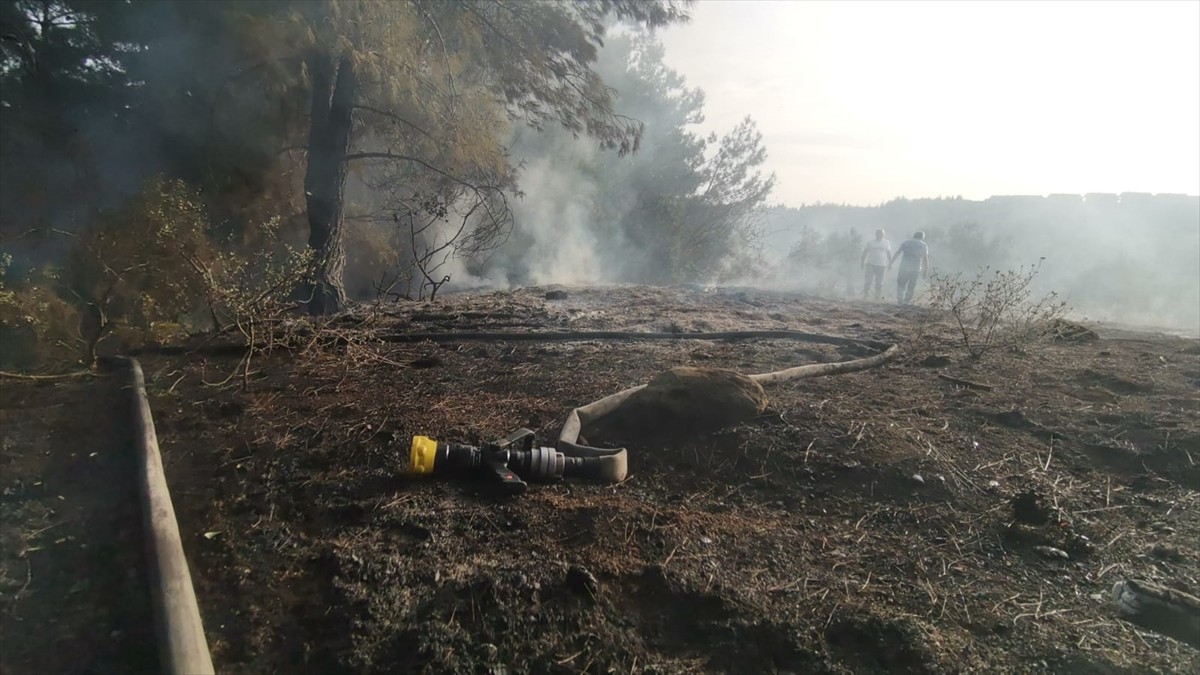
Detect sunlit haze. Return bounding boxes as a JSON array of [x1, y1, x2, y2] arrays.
[[658, 0, 1200, 206]]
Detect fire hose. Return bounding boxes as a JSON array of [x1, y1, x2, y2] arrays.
[[408, 332, 899, 492], [558, 342, 900, 457]]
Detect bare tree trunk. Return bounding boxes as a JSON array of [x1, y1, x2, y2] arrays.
[[302, 52, 357, 315]]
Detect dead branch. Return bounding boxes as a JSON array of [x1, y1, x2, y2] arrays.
[[0, 369, 94, 380]]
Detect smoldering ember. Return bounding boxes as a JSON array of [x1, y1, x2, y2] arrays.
[[1, 2, 1198, 674]]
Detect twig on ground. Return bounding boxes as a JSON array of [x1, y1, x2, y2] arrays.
[[0, 369, 93, 380], [937, 374, 994, 391]]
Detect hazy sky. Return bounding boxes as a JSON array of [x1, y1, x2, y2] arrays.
[[657, 0, 1200, 206]]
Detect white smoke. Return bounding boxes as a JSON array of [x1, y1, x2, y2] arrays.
[[512, 154, 608, 285]]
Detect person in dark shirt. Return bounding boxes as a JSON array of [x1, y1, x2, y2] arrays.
[[889, 231, 930, 305]]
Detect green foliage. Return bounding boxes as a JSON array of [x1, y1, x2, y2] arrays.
[[3, 0, 700, 315], [613, 42, 774, 283], [426, 0, 690, 156], [924, 261, 1069, 360], [668, 117, 776, 282], [1, 0, 302, 244], [58, 177, 311, 363], [67, 177, 212, 328], [0, 255, 83, 371], [335, 2, 693, 297], [194, 215, 315, 334], [492, 32, 773, 285]]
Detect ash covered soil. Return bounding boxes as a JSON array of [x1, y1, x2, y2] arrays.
[[3, 285, 1199, 674]]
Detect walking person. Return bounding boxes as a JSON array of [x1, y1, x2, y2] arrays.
[[860, 228, 891, 300], [890, 231, 930, 305]]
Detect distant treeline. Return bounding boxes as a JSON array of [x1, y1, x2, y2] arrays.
[[761, 194, 1200, 331]]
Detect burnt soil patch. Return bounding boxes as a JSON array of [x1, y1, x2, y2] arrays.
[[2, 285, 1198, 673]]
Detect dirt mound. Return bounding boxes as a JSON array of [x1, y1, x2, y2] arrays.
[[586, 366, 767, 441]]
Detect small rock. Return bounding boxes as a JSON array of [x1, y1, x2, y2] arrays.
[[1033, 545, 1069, 560], [911, 474, 925, 485], [700, 536, 713, 545], [987, 480, 1001, 490]]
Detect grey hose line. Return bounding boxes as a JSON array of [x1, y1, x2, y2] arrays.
[[135, 329, 891, 357]]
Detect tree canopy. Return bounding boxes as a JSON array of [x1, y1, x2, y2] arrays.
[[1, 0, 789, 366], [3, 0, 714, 312], [488, 32, 775, 285]]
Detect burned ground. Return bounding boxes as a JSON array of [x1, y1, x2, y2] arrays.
[[2, 285, 1198, 673], [0, 373, 157, 674]]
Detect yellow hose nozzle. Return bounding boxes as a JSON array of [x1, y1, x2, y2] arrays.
[[410, 435, 438, 474]]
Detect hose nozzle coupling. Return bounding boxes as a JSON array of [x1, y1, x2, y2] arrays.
[[407, 429, 627, 494]]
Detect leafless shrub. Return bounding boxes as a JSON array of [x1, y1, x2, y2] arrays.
[[924, 261, 1069, 360], [370, 186, 513, 304]]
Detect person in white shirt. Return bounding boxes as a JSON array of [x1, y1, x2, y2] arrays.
[[860, 229, 891, 300]]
